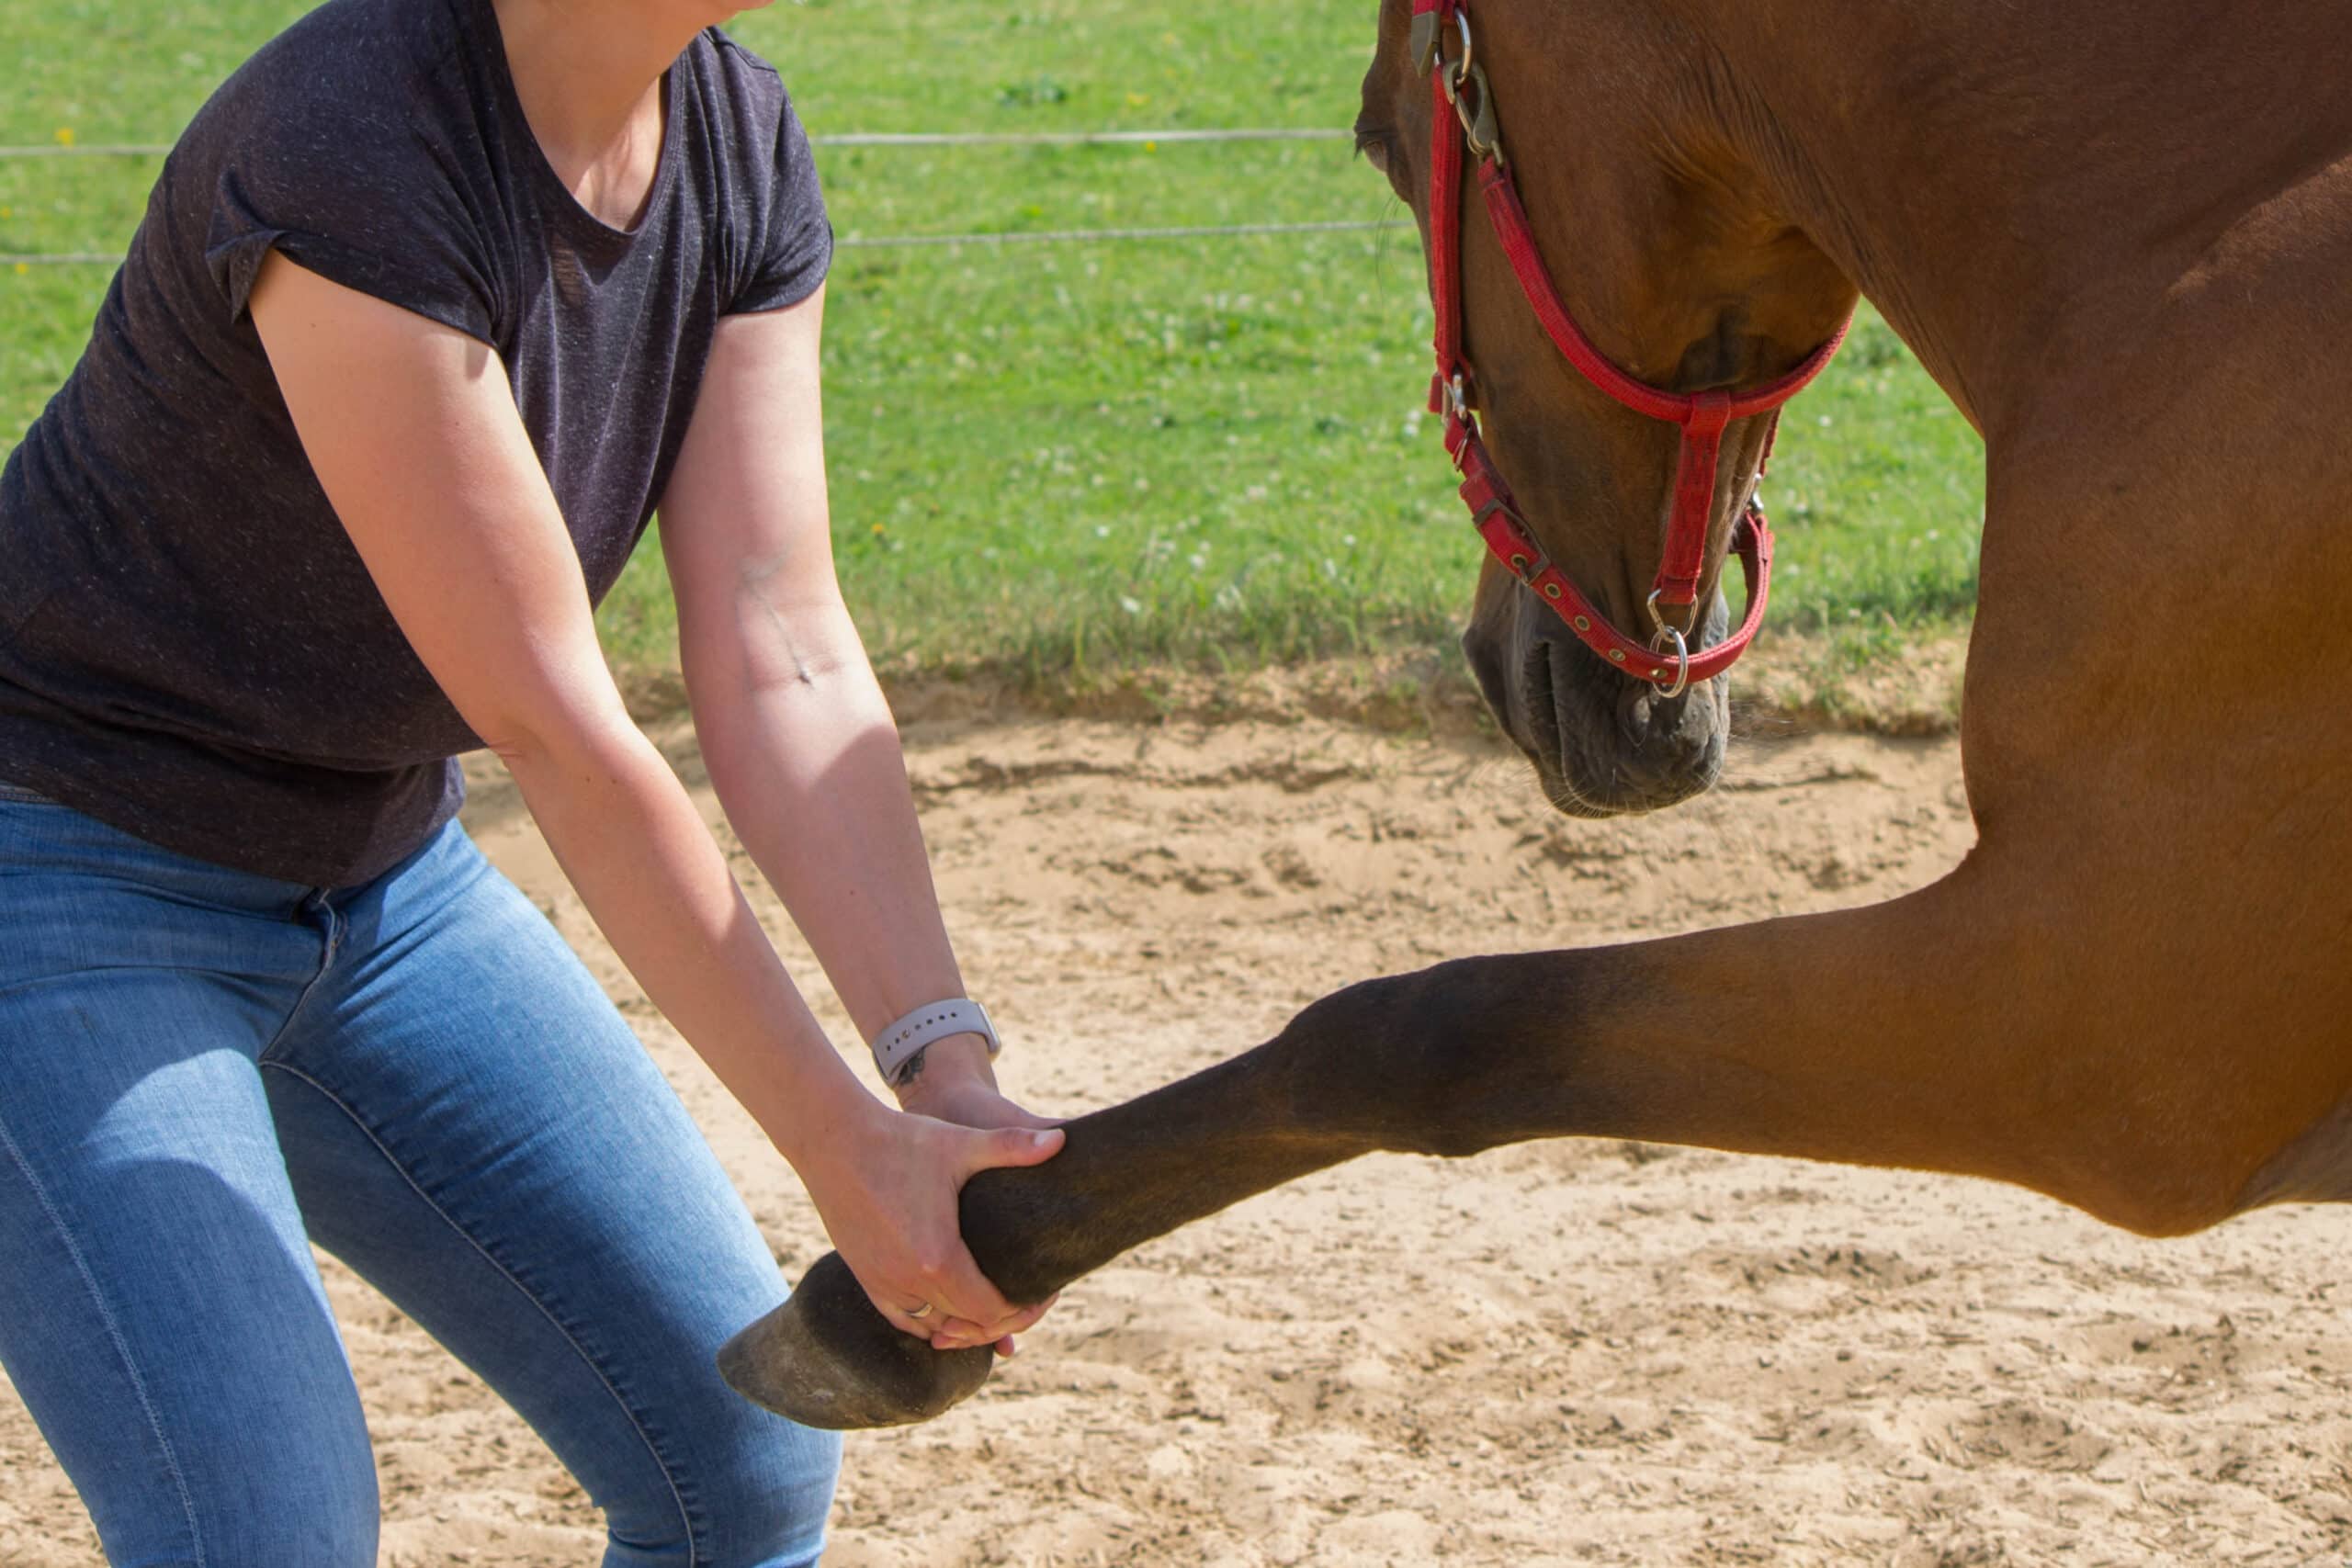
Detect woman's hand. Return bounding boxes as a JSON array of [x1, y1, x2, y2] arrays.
[[892, 1031, 1061, 1135], [792, 1093, 1064, 1357], [888, 1033, 1065, 1352]]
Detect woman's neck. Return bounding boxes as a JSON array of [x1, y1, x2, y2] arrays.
[[491, 0, 716, 227]]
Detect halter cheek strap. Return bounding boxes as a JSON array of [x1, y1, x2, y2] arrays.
[[1414, 0, 1849, 691]]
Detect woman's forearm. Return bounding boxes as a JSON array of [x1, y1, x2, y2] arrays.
[[503, 704, 1063, 1344], [686, 600, 978, 1069], [500, 709, 879, 1160]]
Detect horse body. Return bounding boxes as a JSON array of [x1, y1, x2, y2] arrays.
[[723, 0, 2352, 1426]]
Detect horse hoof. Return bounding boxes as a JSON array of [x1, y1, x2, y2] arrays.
[[717, 1251, 995, 1429]]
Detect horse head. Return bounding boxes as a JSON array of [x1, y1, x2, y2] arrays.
[[1356, 0, 1856, 816]]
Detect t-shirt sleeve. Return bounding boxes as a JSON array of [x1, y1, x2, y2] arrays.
[[201, 123, 503, 344], [727, 88, 834, 316]]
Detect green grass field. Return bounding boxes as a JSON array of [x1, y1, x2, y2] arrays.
[[1, 0, 1984, 697]]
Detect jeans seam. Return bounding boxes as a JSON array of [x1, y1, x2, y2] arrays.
[[256, 913, 339, 1065], [258, 1057, 701, 1562], [0, 1097, 208, 1568]]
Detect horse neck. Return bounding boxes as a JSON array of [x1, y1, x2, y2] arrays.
[[1668, 0, 2352, 444]]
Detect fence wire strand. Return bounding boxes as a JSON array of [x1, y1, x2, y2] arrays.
[[5, 218, 1401, 268], [4, 124, 1386, 267], [841, 217, 1395, 248], [2, 127, 1350, 160]]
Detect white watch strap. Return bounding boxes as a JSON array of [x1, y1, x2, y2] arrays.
[[869, 998, 999, 1086]]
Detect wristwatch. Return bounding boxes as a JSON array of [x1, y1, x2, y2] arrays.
[[868, 998, 1000, 1088]]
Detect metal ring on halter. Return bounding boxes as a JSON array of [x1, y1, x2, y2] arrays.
[[1648, 626, 1692, 699], [1645, 590, 1693, 699], [1436, 13, 1505, 163]]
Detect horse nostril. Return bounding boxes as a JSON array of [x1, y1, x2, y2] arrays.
[[1462, 625, 1514, 724], [1617, 682, 1660, 746]]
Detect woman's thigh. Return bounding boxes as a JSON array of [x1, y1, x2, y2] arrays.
[[266, 822, 840, 1568], [0, 795, 378, 1567]]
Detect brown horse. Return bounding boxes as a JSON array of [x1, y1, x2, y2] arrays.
[[720, 0, 2352, 1427]]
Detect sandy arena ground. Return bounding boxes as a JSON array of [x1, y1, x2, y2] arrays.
[[5, 712, 2351, 1566]]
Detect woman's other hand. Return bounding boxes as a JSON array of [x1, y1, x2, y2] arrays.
[[793, 1093, 1063, 1358], [887, 1032, 1065, 1353], [890, 1030, 1061, 1134]]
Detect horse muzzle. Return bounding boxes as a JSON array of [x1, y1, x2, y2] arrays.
[[1466, 595, 1731, 818]]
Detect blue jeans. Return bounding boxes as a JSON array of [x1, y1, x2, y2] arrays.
[[0, 786, 840, 1566]]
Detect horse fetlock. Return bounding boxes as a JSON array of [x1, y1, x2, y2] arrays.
[[1275, 957, 1569, 1160], [959, 1160, 1093, 1306]]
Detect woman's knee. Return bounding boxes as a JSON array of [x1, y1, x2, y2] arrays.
[[173, 1476, 379, 1568], [605, 1416, 841, 1568], [79, 1413, 379, 1568], [706, 1417, 842, 1568]]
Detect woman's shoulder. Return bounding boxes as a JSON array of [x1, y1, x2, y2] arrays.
[[699, 27, 789, 98], [684, 27, 812, 154], [166, 0, 492, 230], [677, 28, 831, 316], [163, 0, 510, 337], [198, 0, 475, 146]]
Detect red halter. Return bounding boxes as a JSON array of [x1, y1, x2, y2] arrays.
[[1413, 0, 1847, 694]]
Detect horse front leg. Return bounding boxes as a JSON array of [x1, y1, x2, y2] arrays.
[[721, 846, 2326, 1427], [718, 1015, 1402, 1427]]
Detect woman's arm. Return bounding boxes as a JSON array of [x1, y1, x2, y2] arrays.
[[248, 254, 1059, 1348], [659, 291, 1058, 1351]]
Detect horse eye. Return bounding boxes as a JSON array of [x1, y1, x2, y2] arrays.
[[1352, 126, 1394, 172]]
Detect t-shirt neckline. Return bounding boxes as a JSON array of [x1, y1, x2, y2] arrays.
[[462, 0, 684, 252]]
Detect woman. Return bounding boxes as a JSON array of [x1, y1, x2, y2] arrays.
[[0, 0, 1057, 1559]]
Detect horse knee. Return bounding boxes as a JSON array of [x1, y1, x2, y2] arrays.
[[2058, 1168, 2241, 1239], [1996, 996, 2319, 1239], [2017, 1061, 2286, 1237]]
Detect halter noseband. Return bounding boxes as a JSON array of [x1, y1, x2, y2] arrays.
[[1413, 0, 1848, 696]]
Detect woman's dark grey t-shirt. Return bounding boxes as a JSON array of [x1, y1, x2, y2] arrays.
[[0, 0, 831, 886]]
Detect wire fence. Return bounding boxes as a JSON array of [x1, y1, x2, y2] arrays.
[[4, 219, 1401, 269], [3, 125, 1384, 268], [845, 217, 1394, 248], [0, 126, 1350, 159]]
